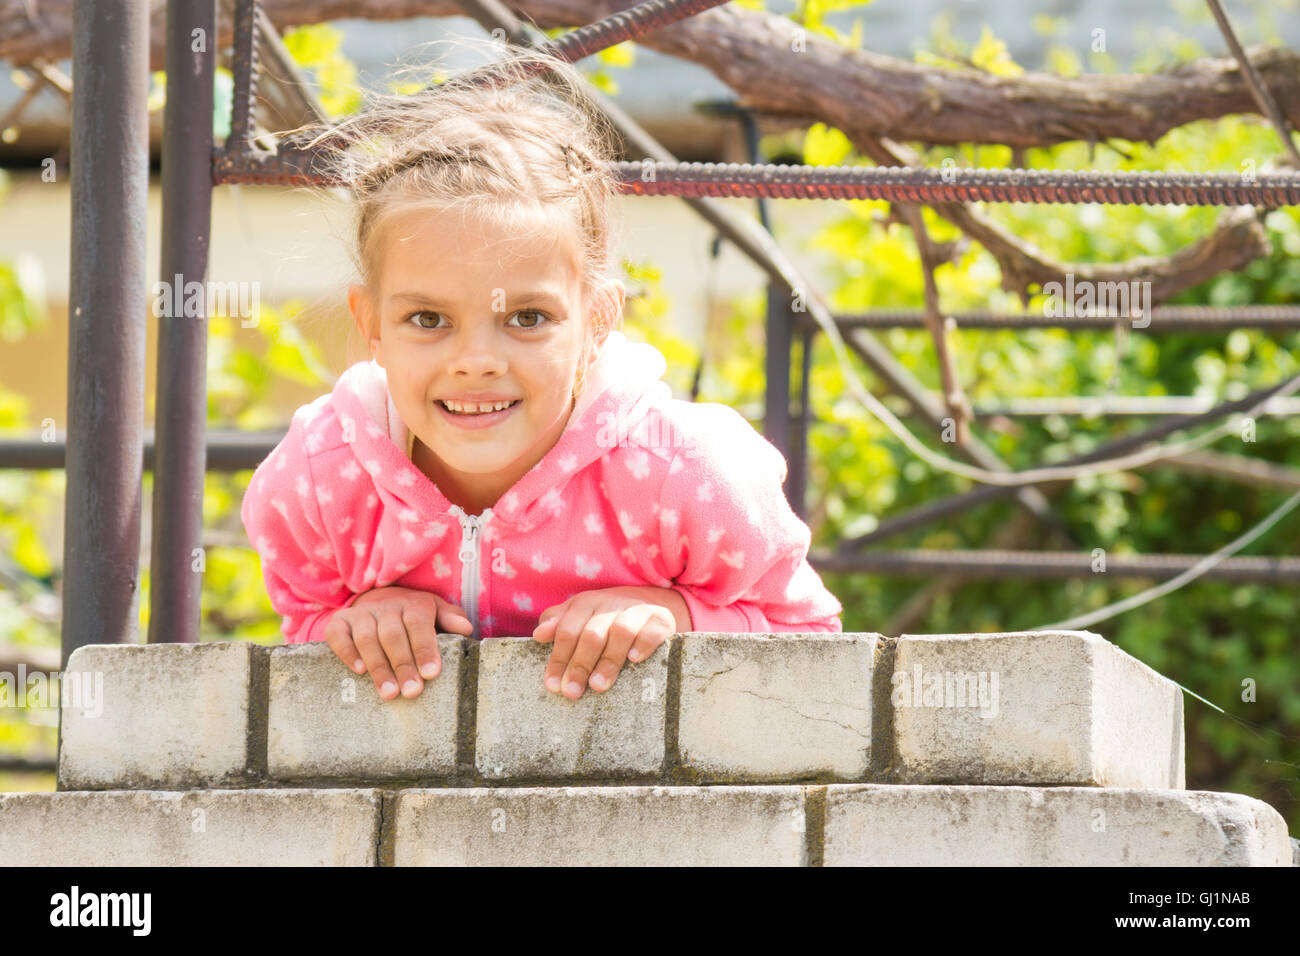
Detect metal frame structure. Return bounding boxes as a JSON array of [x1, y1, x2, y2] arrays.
[[16, 0, 1300, 671]]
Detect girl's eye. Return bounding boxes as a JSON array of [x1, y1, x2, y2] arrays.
[[509, 310, 551, 329], [407, 311, 446, 330]]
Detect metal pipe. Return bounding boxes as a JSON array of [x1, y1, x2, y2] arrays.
[[149, 0, 216, 646], [226, 0, 259, 154], [613, 161, 1300, 208], [845, 374, 1300, 548], [972, 396, 1300, 418], [1204, 0, 1300, 166], [212, 146, 1300, 210], [0, 431, 286, 473], [811, 548, 1300, 582], [788, 323, 814, 520], [804, 305, 1300, 331], [62, 0, 150, 664]]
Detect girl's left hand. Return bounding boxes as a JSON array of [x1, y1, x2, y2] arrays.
[[532, 586, 692, 699]]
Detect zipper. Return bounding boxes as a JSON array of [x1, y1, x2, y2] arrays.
[[449, 504, 493, 640]]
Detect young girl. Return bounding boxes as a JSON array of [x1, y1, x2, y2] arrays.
[[240, 46, 843, 706]]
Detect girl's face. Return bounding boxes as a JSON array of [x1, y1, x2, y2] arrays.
[[350, 206, 620, 514]]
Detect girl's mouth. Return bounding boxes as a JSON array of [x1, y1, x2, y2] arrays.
[[436, 399, 521, 429]]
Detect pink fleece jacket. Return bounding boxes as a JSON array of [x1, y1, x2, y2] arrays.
[[240, 330, 843, 643]]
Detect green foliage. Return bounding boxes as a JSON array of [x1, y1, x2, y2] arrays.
[[768, 18, 1300, 830], [282, 24, 362, 118]]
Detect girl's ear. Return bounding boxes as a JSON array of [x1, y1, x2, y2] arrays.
[[348, 284, 381, 361], [590, 278, 625, 347]]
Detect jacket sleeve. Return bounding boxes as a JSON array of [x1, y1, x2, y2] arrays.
[[655, 410, 843, 633], [240, 421, 362, 644]]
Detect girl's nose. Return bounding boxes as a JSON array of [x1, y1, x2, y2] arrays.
[[448, 321, 507, 375]]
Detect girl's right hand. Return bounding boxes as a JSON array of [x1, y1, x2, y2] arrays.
[[322, 586, 474, 701]]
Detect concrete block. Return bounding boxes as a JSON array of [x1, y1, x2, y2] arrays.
[[475, 636, 668, 780], [0, 790, 380, 865], [823, 785, 1290, 866], [893, 630, 1183, 787], [392, 785, 806, 865], [677, 632, 878, 781], [268, 638, 465, 781], [58, 642, 256, 790]]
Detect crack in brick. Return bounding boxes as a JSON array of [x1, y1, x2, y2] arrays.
[[699, 664, 743, 692], [736, 690, 869, 737]]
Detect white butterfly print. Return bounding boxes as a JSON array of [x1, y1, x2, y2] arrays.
[[624, 449, 650, 480], [617, 510, 642, 539]]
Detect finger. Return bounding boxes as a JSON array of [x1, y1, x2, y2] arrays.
[[323, 613, 365, 674], [533, 600, 568, 642], [589, 606, 654, 692], [561, 608, 619, 701], [374, 606, 423, 699], [435, 597, 474, 636], [404, 604, 442, 680], [543, 602, 586, 694], [626, 607, 674, 665], [350, 611, 400, 700], [532, 615, 558, 644]]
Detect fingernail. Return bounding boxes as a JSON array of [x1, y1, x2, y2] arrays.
[[628, 649, 640, 661], [590, 673, 606, 690], [420, 662, 439, 679], [564, 681, 582, 696], [402, 680, 420, 696], [353, 659, 365, 673], [546, 676, 560, 692], [380, 681, 397, 697]]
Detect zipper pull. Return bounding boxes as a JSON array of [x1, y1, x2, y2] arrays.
[[459, 518, 478, 562]]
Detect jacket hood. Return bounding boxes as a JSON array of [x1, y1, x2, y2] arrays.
[[326, 330, 673, 531]]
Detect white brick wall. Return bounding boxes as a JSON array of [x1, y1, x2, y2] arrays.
[[15, 630, 1292, 867]]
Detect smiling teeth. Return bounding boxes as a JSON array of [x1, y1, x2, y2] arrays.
[[441, 399, 517, 414]]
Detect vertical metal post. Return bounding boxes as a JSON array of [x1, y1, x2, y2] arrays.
[[764, 283, 793, 460], [62, 0, 150, 663], [738, 108, 795, 515], [787, 324, 814, 520], [149, 0, 216, 644]]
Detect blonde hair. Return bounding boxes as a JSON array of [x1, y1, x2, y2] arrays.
[[301, 41, 626, 400]]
